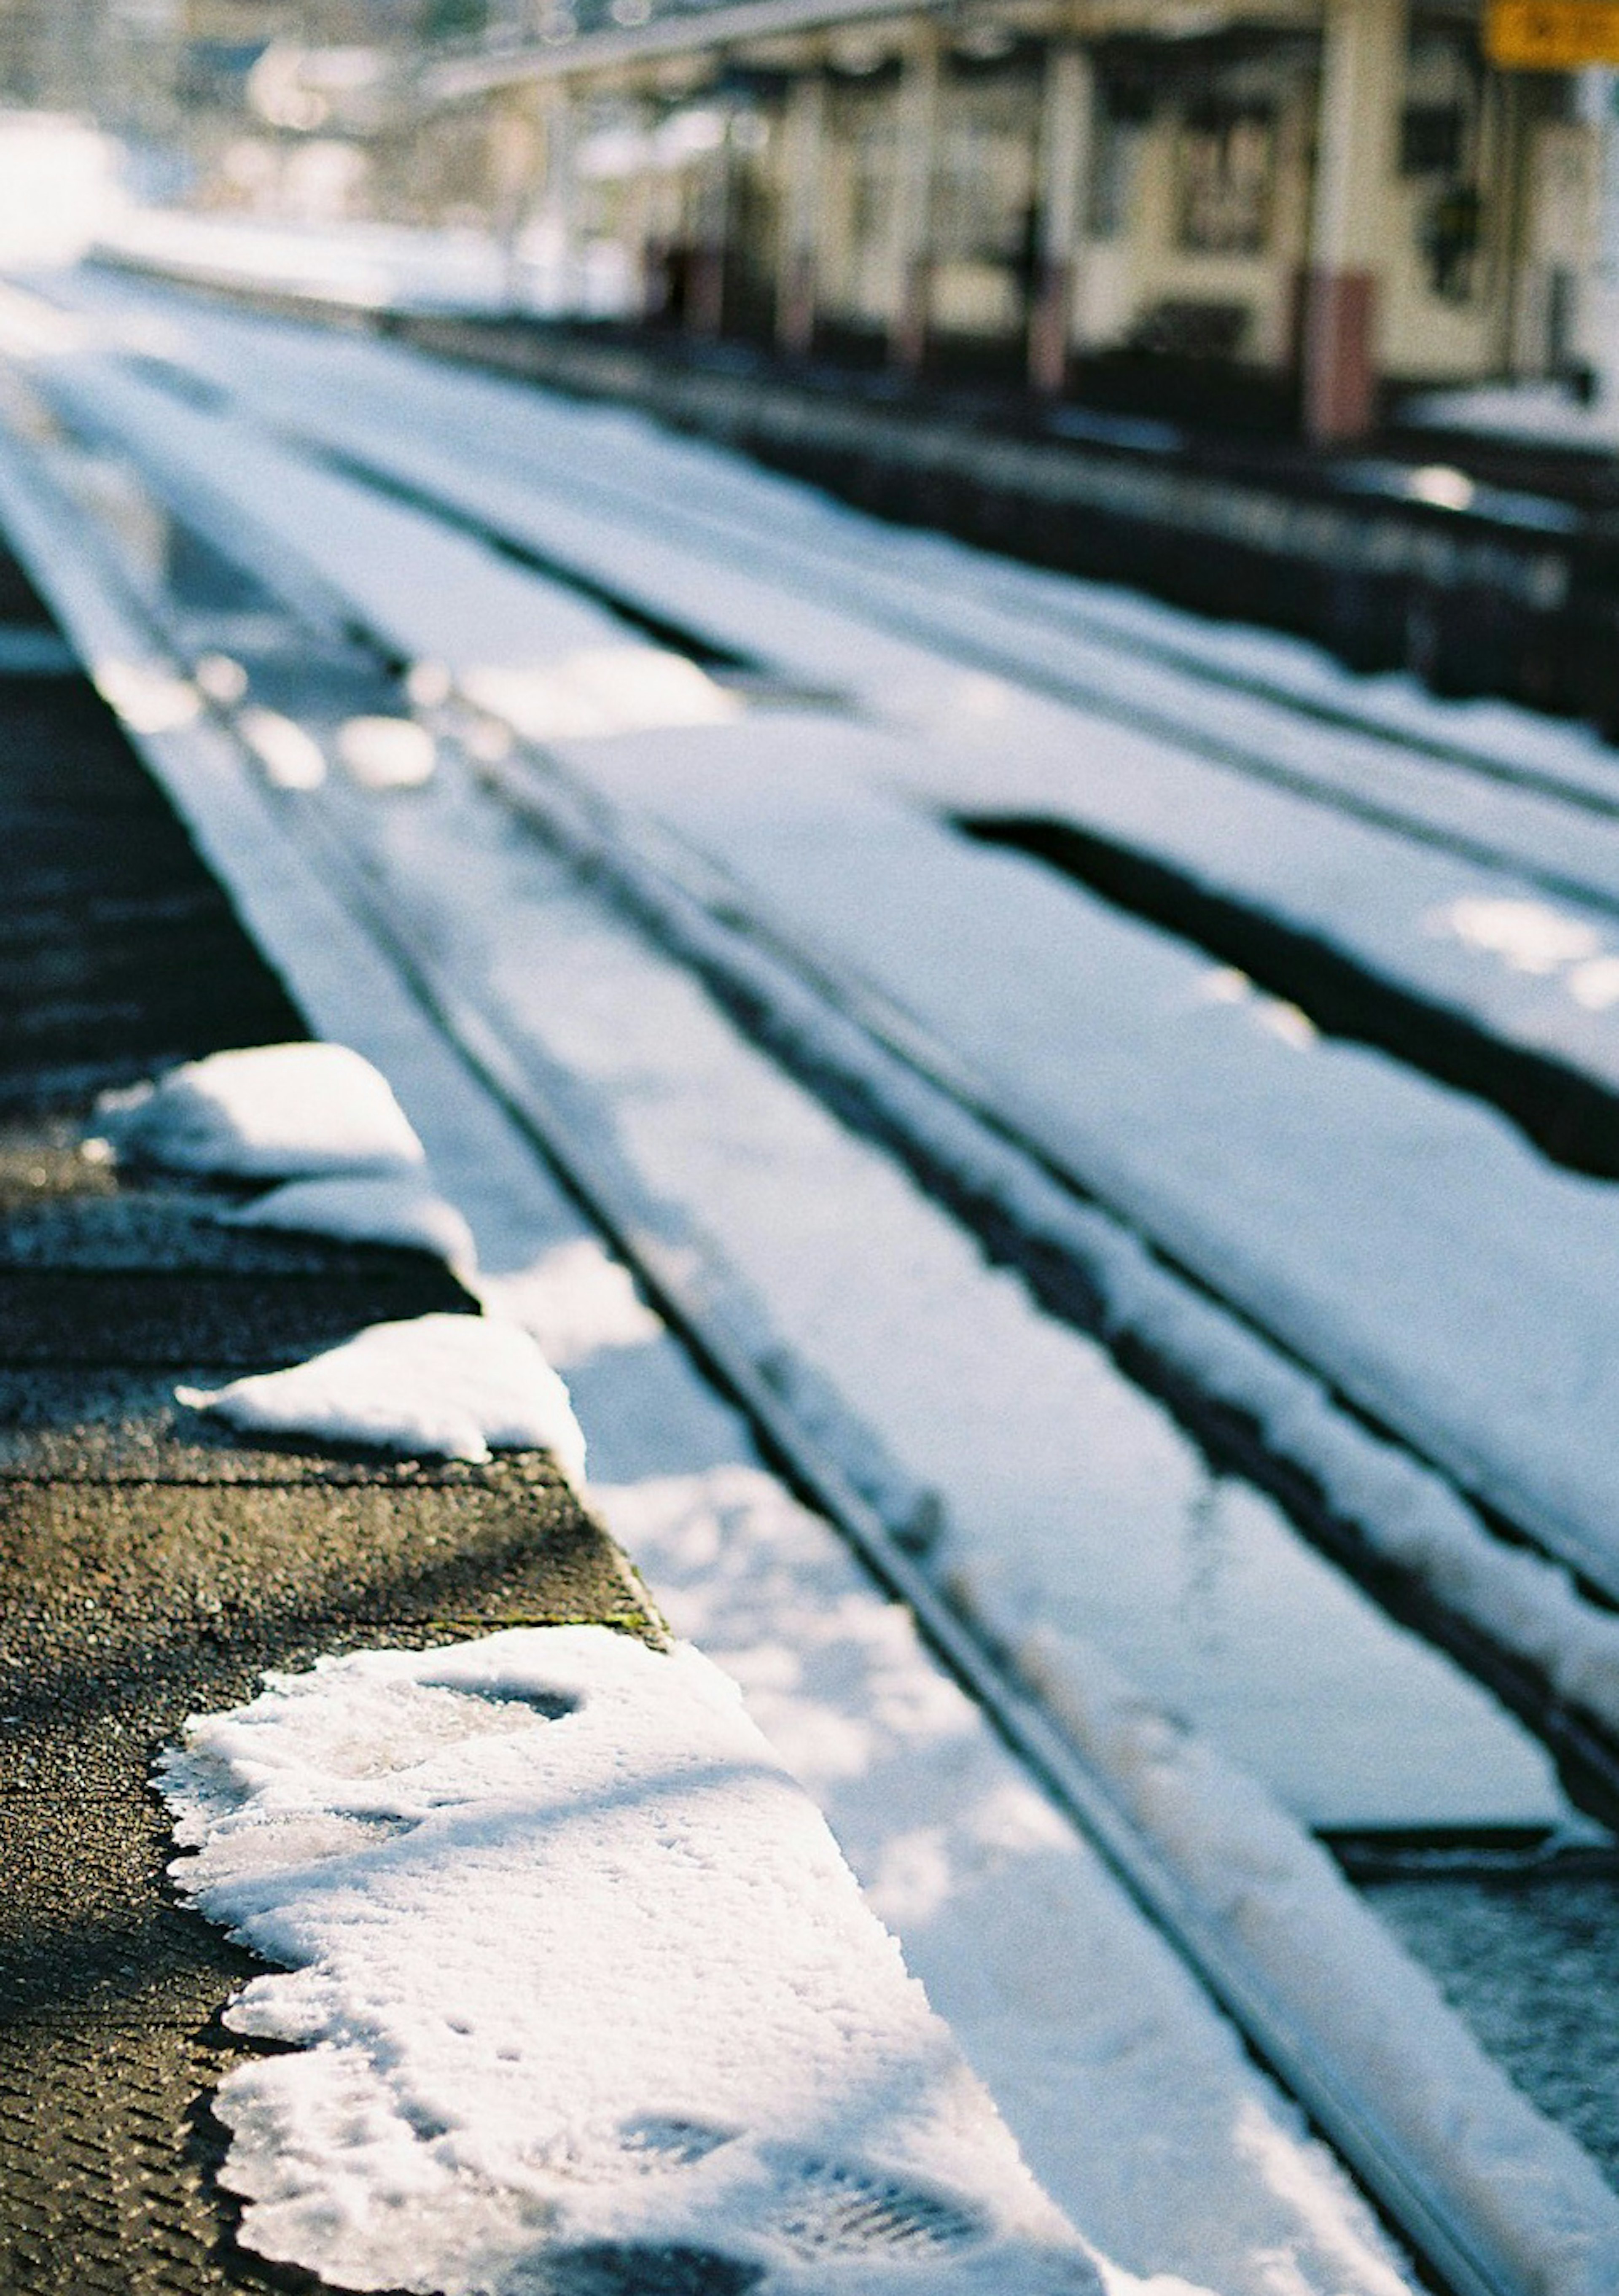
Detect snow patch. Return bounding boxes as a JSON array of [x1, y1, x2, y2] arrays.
[[336, 714, 437, 790], [477, 1236, 664, 1367], [94, 1041, 425, 1178], [177, 1312, 586, 1481], [461, 647, 740, 742], [1430, 896, 1603, 977], [159, 1627, 1096, 2296], [94, 655, 201, 734], [239, 704, 327, 789], [223, 1173, 478, 1278]]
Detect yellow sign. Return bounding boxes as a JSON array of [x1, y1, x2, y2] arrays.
[[1487, 0, 1619, 67]]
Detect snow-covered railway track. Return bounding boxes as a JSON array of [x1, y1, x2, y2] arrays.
[[0, 421, 1579, 2296], [5, 297, 1619, 2293], [34, 267, 1619, 1185], [464, 735, 1619, 1791], [27, 272, 1619, 852], [307, 399, 1619, 877], [14, 277, 1619, 1690], [253, 774, 1608, 2296], [46, 269, 1619, 848], [259, 409, 1619, 1150]]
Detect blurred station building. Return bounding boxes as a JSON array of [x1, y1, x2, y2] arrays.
[[4, 0, 1619, 438]]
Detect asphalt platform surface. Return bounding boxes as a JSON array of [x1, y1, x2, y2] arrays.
[[0, 547, 660, 2293]]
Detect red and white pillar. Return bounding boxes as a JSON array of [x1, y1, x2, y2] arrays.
[[1302, 0, 1405, 441]]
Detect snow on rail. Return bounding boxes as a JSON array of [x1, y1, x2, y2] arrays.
[[1021, 1631, 1619, 2296], [484, 750, 1619, 1755], [568, 733, 1619, 1605]]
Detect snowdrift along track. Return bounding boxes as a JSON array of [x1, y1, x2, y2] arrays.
[[88, 254, 1619, 731], [41, 270, 1619, 1192], [5, 285, 1619, 2293]]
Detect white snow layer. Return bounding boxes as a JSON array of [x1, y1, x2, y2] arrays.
[[223, 1173, 478, 1277], [159, 1627, 1100, 2296], [177, 1314, 586, 1482], [94, 1041, 425, 1177], [0, 368, 1430, 2296], [19, 277, 1607, 2287]]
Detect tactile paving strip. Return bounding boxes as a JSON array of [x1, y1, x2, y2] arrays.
[[1, 1984, 259, 2294]]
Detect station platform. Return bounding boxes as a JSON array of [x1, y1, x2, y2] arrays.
[[0, 546, 657, 2292]]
